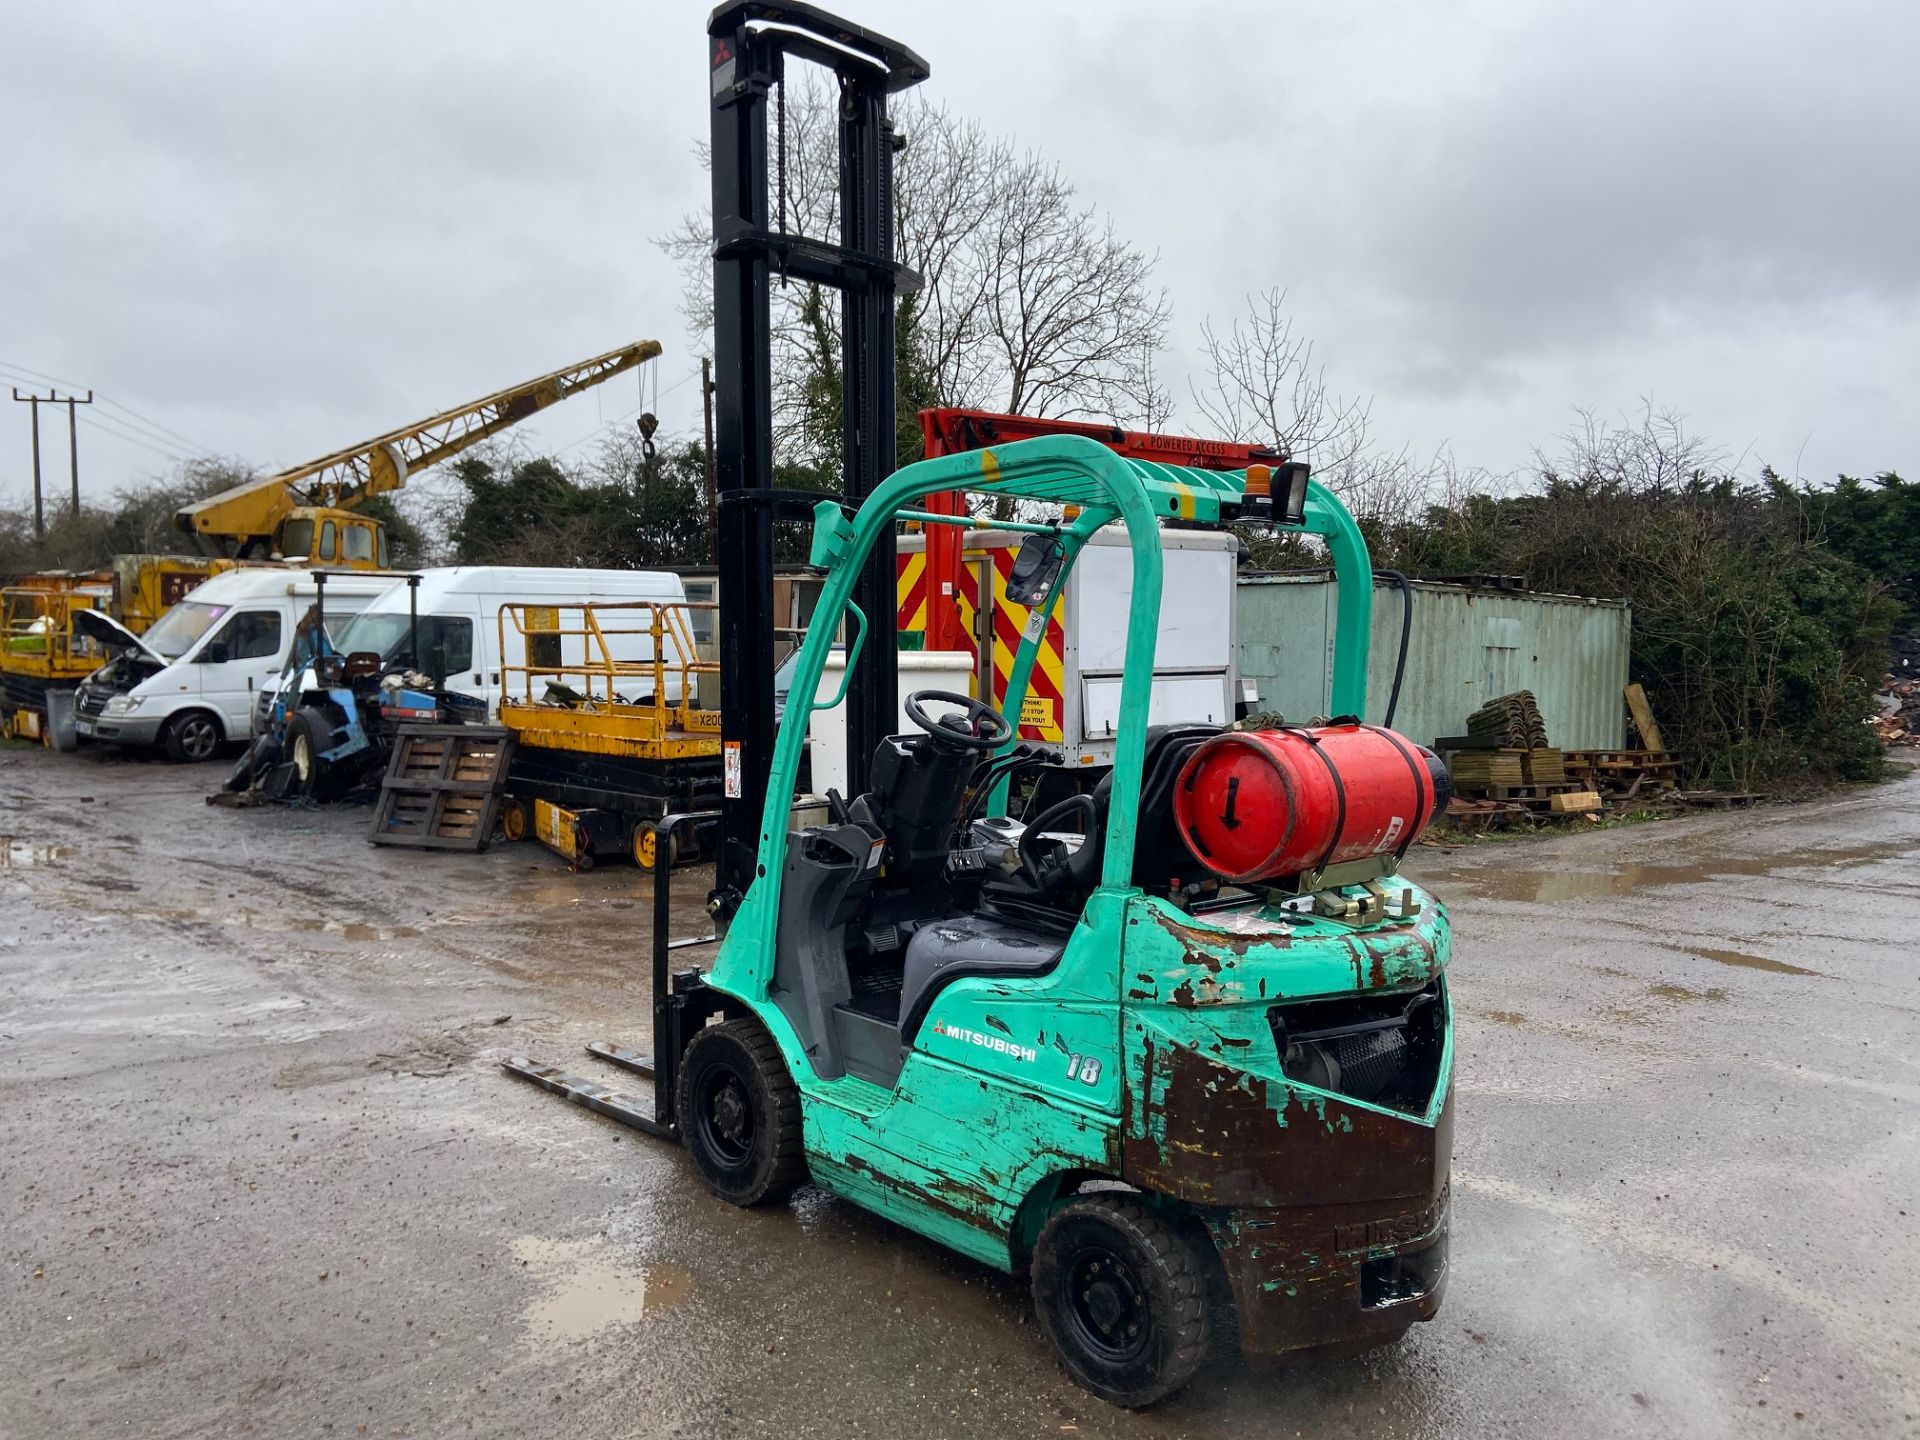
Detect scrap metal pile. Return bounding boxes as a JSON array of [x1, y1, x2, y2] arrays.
[[1877, 634, 1920, 746]]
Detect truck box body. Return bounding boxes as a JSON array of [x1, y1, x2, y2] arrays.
[[897, 525, 1241, 764]]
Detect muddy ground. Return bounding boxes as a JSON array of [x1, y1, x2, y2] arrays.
[[2, 747, 1916, 1439]]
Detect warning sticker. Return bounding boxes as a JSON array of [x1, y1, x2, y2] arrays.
[[1020, 694, 1056, 730], [723, 740, 743, 799]]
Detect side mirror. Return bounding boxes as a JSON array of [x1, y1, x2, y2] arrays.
[[1007, 532, 1068, 608], [204, 643, 231, 665]]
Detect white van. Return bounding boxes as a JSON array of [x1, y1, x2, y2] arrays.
[[323, 566, 690, 719], [72, 569, 397, 761]]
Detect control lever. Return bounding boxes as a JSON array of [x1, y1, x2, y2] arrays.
[[826, 787, 850, 825]]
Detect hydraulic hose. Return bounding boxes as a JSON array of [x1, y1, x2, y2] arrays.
[[1374, 569, 1413, 730]]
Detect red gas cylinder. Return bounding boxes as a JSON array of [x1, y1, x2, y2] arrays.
[[1172, 723, 1448, 885]]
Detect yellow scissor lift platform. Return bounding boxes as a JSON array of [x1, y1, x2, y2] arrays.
[[1, 575, 116, 743], [495, 601, 724, 870]]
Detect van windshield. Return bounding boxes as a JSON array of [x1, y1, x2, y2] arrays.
[[334, 613, 474, 676], [141, 601, 230, 659]]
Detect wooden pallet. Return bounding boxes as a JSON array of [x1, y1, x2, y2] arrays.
[[1562, 749, 1680, 769], [1522, 747, 1566, 785], [368, 725, 516, 851], [1453, 782, 1580, 804]]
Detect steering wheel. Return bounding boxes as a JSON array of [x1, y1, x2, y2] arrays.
[[904, 689, 1014, 753], [1017, 794, 1100, 894]]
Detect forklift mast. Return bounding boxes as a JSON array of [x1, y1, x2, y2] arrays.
[[707, 1, 929, 915]]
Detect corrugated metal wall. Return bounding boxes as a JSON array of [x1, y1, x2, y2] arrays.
[[1237, 574, 1631, 749]]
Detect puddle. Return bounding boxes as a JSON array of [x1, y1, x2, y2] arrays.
[[1648, 982, 1727, 1004], [1454, 837, 1918, 904], [1, 838, 73, 868], [512, 1236, 691, 1343], [1661, 943, 1823, 977], [213, 911, 419, 941]]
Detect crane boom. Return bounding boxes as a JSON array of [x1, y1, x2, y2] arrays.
[[174, 341, 663, 564]]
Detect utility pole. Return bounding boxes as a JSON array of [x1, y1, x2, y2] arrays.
[[65, 390, 92, 509], [11, 387, 92, 536]]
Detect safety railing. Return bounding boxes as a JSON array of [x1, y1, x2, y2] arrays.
[[0, 584, 113, 680], [497, 600, 721, 735]]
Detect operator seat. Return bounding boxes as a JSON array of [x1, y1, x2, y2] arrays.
[[896, 914, 1066, 1045]]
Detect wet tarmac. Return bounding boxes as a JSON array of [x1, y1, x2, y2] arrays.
[[2, 748, 1916, 1438]]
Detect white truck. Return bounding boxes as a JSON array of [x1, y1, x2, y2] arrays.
[[895, 524, 1243, 766], [71, 569, 397, 761]]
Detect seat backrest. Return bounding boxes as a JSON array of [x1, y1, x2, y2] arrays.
[[1094, 723, 1221, 893]]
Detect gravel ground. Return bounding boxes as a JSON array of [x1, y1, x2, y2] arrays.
[[1, 746, 1915, 1439]]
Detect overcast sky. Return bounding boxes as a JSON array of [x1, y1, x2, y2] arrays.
[[3, 0, 1913, 518]]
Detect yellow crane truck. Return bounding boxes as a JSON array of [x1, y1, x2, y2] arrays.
[[2, 343, 662, 743]]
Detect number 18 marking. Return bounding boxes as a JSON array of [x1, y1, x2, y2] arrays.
[[1065, 1053, 1103, 1086]]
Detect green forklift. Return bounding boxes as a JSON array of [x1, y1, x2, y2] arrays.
[[506, 2, 1454, 1407]]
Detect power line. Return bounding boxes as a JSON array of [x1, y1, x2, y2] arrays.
[[0, 363, 203, 455], [0, 358, 211, 453], [78, 409, 191, 463]]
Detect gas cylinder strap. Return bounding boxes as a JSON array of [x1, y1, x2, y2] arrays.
[[1297, 729, 1349, 879], [1360, 724, 1430, 859]]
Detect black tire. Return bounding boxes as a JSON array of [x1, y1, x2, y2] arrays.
[[284, 710, 330, 798], [162, 710, 222, 764], [1031, 1194, 1213, 1408], [675, 1019, 806, 1207]]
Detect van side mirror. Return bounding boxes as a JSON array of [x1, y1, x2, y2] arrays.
[[204, 643, 231, 665]]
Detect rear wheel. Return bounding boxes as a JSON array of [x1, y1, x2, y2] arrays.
[[631, 821, 677, 872], [162, 710, 222, 764], [1032, 1194, 1212, 1408], [500, 799, 529, 842], [675, 1019, 806, 1207]]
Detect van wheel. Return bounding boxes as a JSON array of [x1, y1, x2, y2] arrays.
[[676, 1019, 806, 1207], [163, 710, 222, 764], [1032, 1195, 1212, 1408]]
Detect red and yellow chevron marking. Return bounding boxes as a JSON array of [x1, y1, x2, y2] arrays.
[[984, 546, 1065, 742], [896, 550, 929, 633], [896, 542, 1064, 743], [896, 551, 981, 640]]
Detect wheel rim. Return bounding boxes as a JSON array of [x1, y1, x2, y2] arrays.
[[1061, 1245, 1151, 1365], [181, 716, 217, 760], [634, 826, 657, 870], [695, 1066, 756, 1170], [502, 804, 526, 841], [291, 730, 312, 782]]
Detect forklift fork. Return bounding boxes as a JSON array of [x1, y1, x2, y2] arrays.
[[502, 808, 723, 1140]]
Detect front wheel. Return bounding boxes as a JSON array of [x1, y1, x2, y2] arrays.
[[1031, 1194, 1213, 1408], [162, 710, 222, 764], [675, 1019, 806, 1207], [284, 710, 331, 798]]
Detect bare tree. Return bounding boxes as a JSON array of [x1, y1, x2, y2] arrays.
[[1190, 289, 1372, 472], [657, 80, 1170, 460]]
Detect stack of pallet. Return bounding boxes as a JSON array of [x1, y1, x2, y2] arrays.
[[1442, 691, 1602, 819], [1522, 748, 1566, 785], [1448, 749, 1526, 789]]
